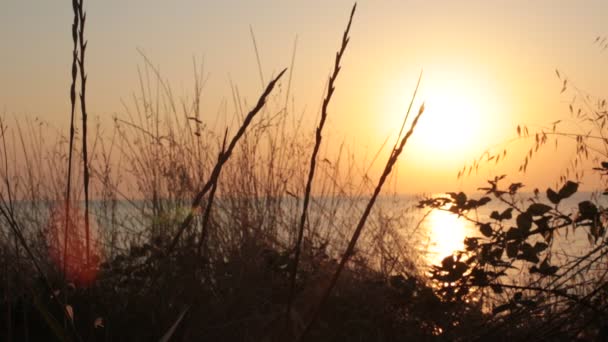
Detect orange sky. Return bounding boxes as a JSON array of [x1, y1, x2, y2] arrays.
[[2, 0, 608, 193]]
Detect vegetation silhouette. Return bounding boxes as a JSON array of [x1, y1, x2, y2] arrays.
[[2, 1, 608, 341]]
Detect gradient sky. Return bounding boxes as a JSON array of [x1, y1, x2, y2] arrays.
[[2, 0, 608, 193]]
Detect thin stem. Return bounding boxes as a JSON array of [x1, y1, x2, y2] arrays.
[[166, 68, 287, 255], [64, 0, 80, 284], [286, 2, 356, 324], [299, 72, 424, 340], [76, 0, 91, 268]]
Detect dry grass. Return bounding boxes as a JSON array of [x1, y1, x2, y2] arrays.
[[7, 2, 599, 341]]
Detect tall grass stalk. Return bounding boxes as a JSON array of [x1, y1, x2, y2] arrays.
[[299, 73, 425, 340], [64, 0, 80, 285], [198, 130, 227, 256], [166, 68, 287, 254], [286, 2, 356, 323], [76, 0, 91, 268]]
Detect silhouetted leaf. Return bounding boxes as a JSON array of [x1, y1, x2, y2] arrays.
[[491, 208, 513, 221], [534, 242, 549, 253], [590, 224, 603, 242], [531, 259, 559, 276], [558, 181, 578, 199], [478, 196, 491, 206], [578, 200, 598, 220], [516, 213, 532, 232], [506, 242, 518, 258], [464, 237, 479, 251], [451, 192, 467, 206], [547, 188, 560, 204], [480, 223, 493, 237], [491, 284, 503, 294], [527, 203, 552, 216], [501, 208, 513, 220], [441, 255, 454, 270], [509, 182, 524, 194], [490, 247, 504, 261], [451, 261, 468, 278], [519, 243, 539, 263], [470, 268, 489, 286]]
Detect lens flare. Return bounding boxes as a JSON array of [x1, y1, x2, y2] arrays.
[[46, 202, 103, 287]]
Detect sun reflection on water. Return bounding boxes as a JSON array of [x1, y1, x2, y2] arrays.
[[423, 209, 475, 265]]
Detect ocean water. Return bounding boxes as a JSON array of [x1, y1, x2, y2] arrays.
[[3, 191, 606, 272]]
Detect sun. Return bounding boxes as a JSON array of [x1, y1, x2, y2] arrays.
[[415, 86, 483, 155], [377, 67, 507, 168]]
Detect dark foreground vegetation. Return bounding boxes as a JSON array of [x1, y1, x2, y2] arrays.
[[2, 1, 608, 341]]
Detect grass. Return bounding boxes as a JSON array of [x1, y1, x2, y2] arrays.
[[2, 1, 608, 341]]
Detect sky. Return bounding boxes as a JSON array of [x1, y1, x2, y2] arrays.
[[2, 0, 608, 193]]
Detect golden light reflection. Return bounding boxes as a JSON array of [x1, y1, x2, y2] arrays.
[[423, 209, 475, 265]]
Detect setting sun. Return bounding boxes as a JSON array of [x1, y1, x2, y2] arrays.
[[411, 68, 509, 165], [416, 84, 484, 155], [374, 65, 509, 174], [3, 1, 608, 340]]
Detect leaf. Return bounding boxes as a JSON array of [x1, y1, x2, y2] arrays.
[[558, 181, 578, 199], [480, 223, 493, 237], [451, 192, 467, 206], [519, 243, 540, 263], [507, 228, 524, 241], [509, 182, 524, 194], [546, 188, 560, 204], [441, 255, 455, 270], [531, 259, 559, 276], [451, 261, 468, 278], [500, 208, 513, 220], [534, 242, 549, 253], [527, 203, 552, 216], [516, 213, 533, 232], [578, 201, 598, 220], [491, 284, 503, 294], [464, 237, 479, 251], [478, 196, 491, 206], [490, 208, 512, 221], [506, 242, 519, 258]]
